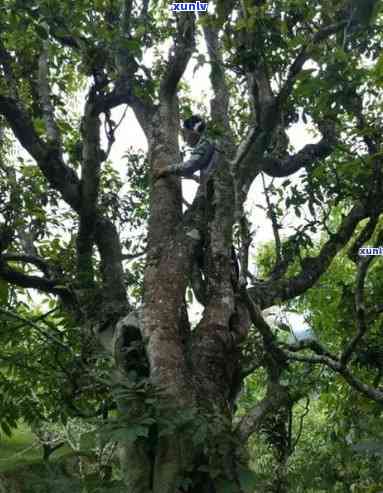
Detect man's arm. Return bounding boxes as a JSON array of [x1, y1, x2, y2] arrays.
[[155, 138, 215, 179], [173, 139, 215, 177]]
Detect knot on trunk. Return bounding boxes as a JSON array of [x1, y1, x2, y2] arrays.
[[95, 307, 149, 379]]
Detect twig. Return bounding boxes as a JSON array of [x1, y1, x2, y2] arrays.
[[261, 173, 281, 264], [291, 397, 310, 453], [9, 307, 59, 332], [120, 248, 147, 261], [340, 255, 374, 367], [0, 307, 72, 352], [104, 105, 129, 160]]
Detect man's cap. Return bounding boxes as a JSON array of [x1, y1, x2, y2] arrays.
[[183, 115, 206, 133]]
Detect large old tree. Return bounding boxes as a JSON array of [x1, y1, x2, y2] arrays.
[[1, 0, 383, 491]]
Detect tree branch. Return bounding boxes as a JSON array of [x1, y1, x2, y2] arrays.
[[160, 13, 195, 100], [38, 43, 62, 147], [277, 22, 346, 107], [0, 257, 72, 302], [94, 217, 127, 306], [340, 230, 383, 366], [242, 288, 287, 381], [233, 20, 344, 190], [259, 124, 337, 178], [231, 123, 258, 169], [286, 350, 383, 403], [0, 95, 81, 212], [262, 175, 282, 264], [348, 215, 379, 262], [201, 14, 231, 128], [237, 383, 290, 442], [90, 0, 155, 132], [76, 86, 104, 287], [249, 201, 369, 309], [290, 397, 310, 453], [1, 253, 52, 278]]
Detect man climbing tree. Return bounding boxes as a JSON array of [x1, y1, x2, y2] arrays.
[[1, 1, 383, 493], [154, 114, 218, 184]]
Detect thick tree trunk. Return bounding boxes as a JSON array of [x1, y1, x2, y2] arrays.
[[111, 91, 251, 491], [110, 13, 254, 488]]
